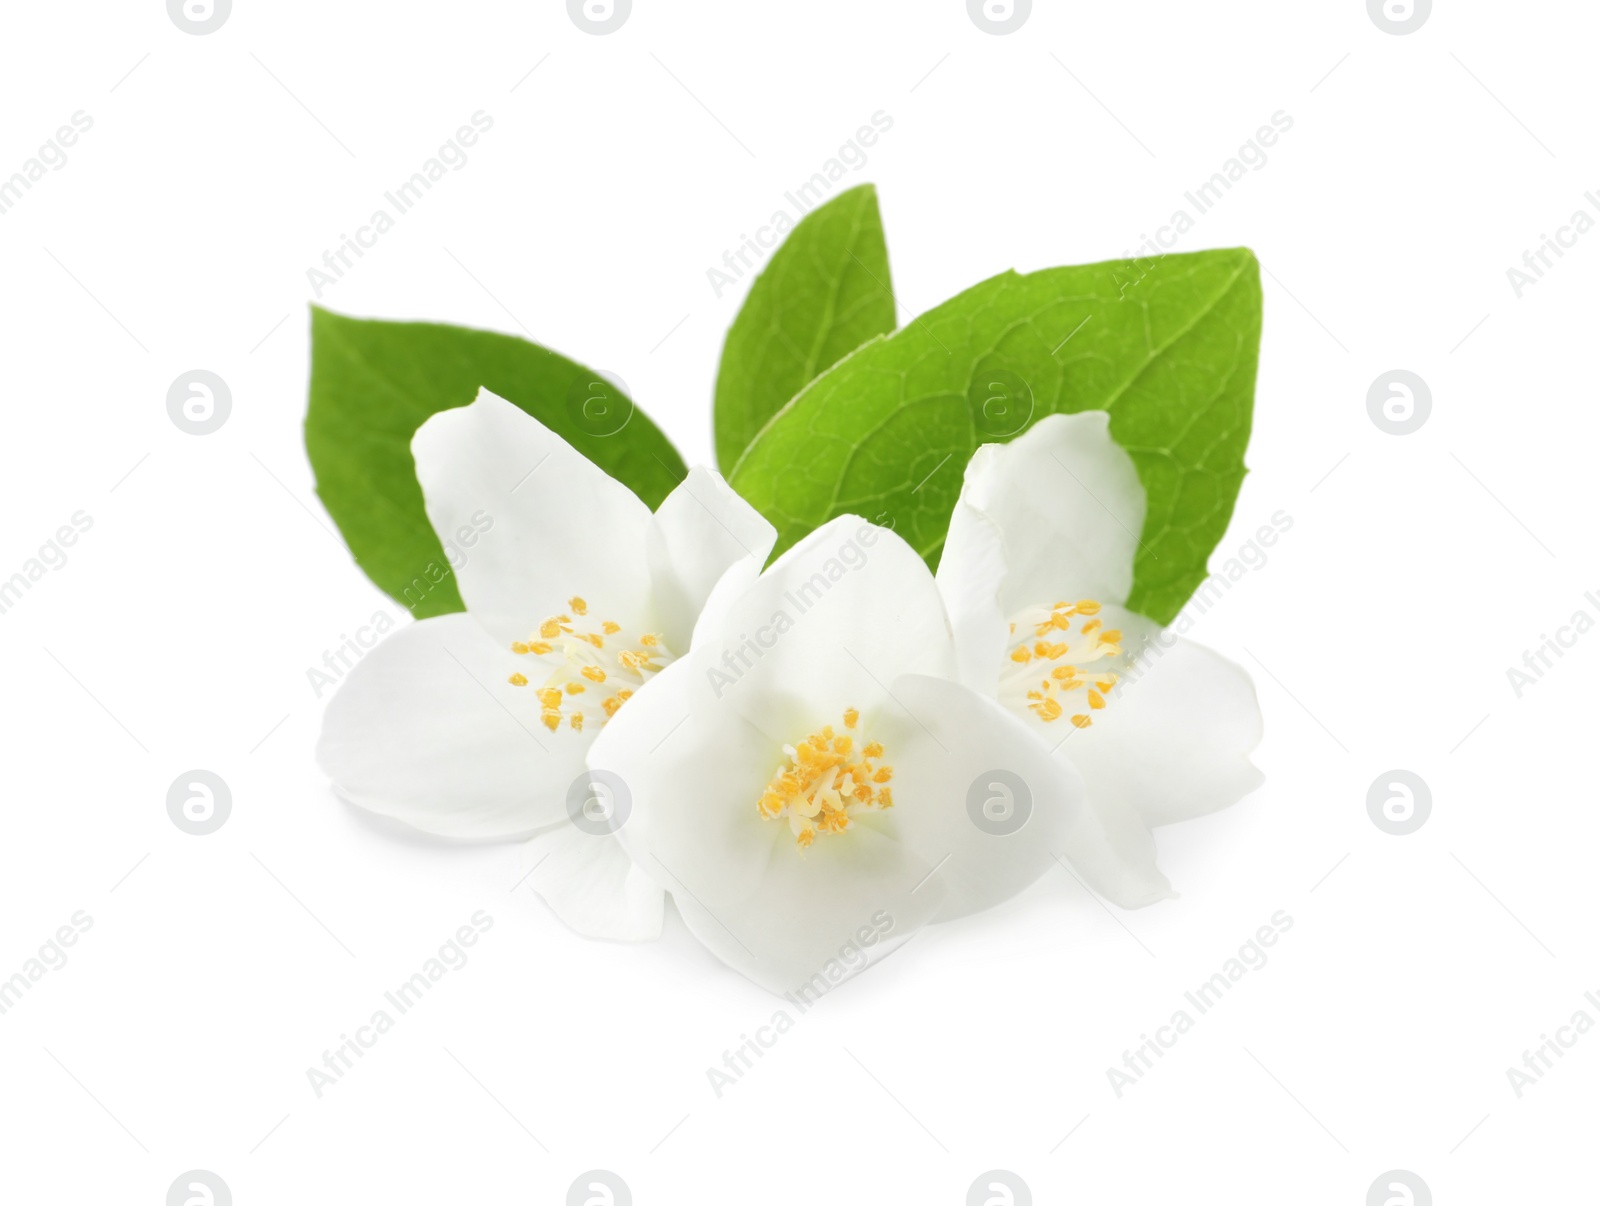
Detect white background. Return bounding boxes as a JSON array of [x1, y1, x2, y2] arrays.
[[1, 1, 1594, 1202]]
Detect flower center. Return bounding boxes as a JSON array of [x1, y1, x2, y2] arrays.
[[505, 596, 672, 732], [757, 708, 894, 849], [999, 599, 1124, 730]]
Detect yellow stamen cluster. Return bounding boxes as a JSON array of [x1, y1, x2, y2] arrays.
[[758, 709, 893, 849], [505, 596, 669, 732], [1001, 599, 1124, 730]]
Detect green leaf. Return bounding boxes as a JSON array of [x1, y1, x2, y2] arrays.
[[306, 308, 688, 618], [713, 183, 897, 474], [727, 248, 1262, 625]]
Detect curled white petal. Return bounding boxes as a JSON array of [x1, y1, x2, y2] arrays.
[[646, 466, 776, 652], [941, 410, 1145, 617], [936, 502, 1010, 694], [411, 388, 654, 646]]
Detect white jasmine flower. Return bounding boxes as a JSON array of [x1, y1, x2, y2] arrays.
[[936, 411, 1264, 889], [317, 389, 776, 942], [587, 515, 1169, 994]]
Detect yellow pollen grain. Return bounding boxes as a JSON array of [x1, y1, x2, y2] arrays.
[[519, 600, 674, 735], [508, 673, 528, 687], [1003, 597, 1126, 728], [758, 709, 894, 848], [1031, 697, 1063, 722], [1037, 611, 1073, 636]]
